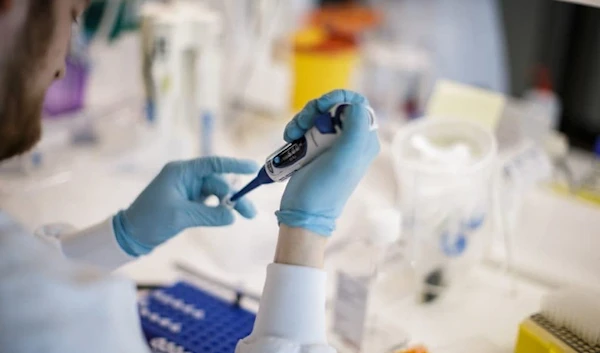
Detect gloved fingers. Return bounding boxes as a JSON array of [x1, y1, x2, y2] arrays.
[[284, 117, 311, 142], [233, 197, 257, 219], [200, 175, 231, 200], [190, 157, 258, 176], [316, 89, 369, 112], [284, 90, 369, 142], [188, 204, 235, 227], [330, 103, 379, 166], [200, 175, 256, 219], [284, 99, 320, 142]]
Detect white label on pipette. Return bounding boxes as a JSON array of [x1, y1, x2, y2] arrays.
[[332, 271, 370, 348]]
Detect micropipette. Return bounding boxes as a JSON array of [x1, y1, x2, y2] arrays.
[[223, 103, 377, 207]]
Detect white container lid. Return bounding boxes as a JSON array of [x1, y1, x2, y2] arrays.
[[392, 118, 497, 177]]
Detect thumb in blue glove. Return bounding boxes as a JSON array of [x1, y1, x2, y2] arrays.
[[277, 90, 380, 236], [113, 157, 258, 256]]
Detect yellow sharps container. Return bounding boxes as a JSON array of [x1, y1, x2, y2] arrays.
[[291, 27, 358, 112]]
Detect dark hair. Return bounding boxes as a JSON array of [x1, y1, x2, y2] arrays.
[[0, 0, 55, 160]]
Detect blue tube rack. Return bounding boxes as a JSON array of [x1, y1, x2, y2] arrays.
[[139, 282, 256, 353]]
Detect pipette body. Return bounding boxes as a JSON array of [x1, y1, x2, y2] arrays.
[[223, 103, 376, 206]]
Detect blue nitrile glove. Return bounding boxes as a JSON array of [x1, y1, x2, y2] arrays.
[[276, 90, 381, 236], [113, 157, 258, 256]]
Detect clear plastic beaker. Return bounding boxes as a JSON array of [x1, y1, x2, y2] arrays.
[[359, 40, 432, 139], [392, 119, 497, 302]]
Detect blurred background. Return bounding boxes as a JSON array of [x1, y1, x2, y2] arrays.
[[1, 0, 600, 352]]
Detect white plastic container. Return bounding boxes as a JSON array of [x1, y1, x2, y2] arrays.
[[392, 119, 497, 301], [521, 67, 562, 144], [329, 207, 410, 353]]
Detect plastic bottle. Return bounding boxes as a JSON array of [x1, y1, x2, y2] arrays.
[[329, 208, 410, 352], [523, 67, 562, 143]]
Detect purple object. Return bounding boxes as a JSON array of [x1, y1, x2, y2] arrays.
[[43, 56, 89, 118]]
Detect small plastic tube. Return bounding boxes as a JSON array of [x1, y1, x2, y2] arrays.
[[172, 299, 185, 310], [162, 294, 175, 305], [170, 323, 181, 333], [140, 307, 151, 317], [160, 317, 172, 327], [191, 309, 205, 320], [221, 193, 236, 209], [183, 304, 195, 314], [166, 341, 177, 353]]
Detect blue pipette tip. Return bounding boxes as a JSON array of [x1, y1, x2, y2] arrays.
[[226, 167, 274, 204]]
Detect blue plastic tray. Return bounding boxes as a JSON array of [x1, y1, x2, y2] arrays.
[[139, 282, 256, 353]]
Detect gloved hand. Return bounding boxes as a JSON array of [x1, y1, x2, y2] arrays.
[[276, 90, 380, 236], [113, 157, 258, 256]]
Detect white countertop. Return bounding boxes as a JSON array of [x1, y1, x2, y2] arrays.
[[0, 119, 555, 353]]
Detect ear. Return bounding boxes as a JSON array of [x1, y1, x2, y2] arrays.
[[0, 0, 12, 14]]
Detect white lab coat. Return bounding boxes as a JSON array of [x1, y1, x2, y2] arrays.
[[0, 211, 335, 353]]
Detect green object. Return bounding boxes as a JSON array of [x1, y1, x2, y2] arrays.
[[83, 0, 140, 42]]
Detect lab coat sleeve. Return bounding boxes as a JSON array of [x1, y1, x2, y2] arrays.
[[58, 218, 135, 271], [236, 263, 336, 353], [0, 212, 151, 353]]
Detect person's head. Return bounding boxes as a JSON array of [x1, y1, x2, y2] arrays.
[[0, 0, 89, 161]]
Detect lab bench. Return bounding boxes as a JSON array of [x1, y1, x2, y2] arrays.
[[0, 126, 560, 353]]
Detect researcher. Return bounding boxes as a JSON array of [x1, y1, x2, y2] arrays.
[[0, 1, 380, 353]]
